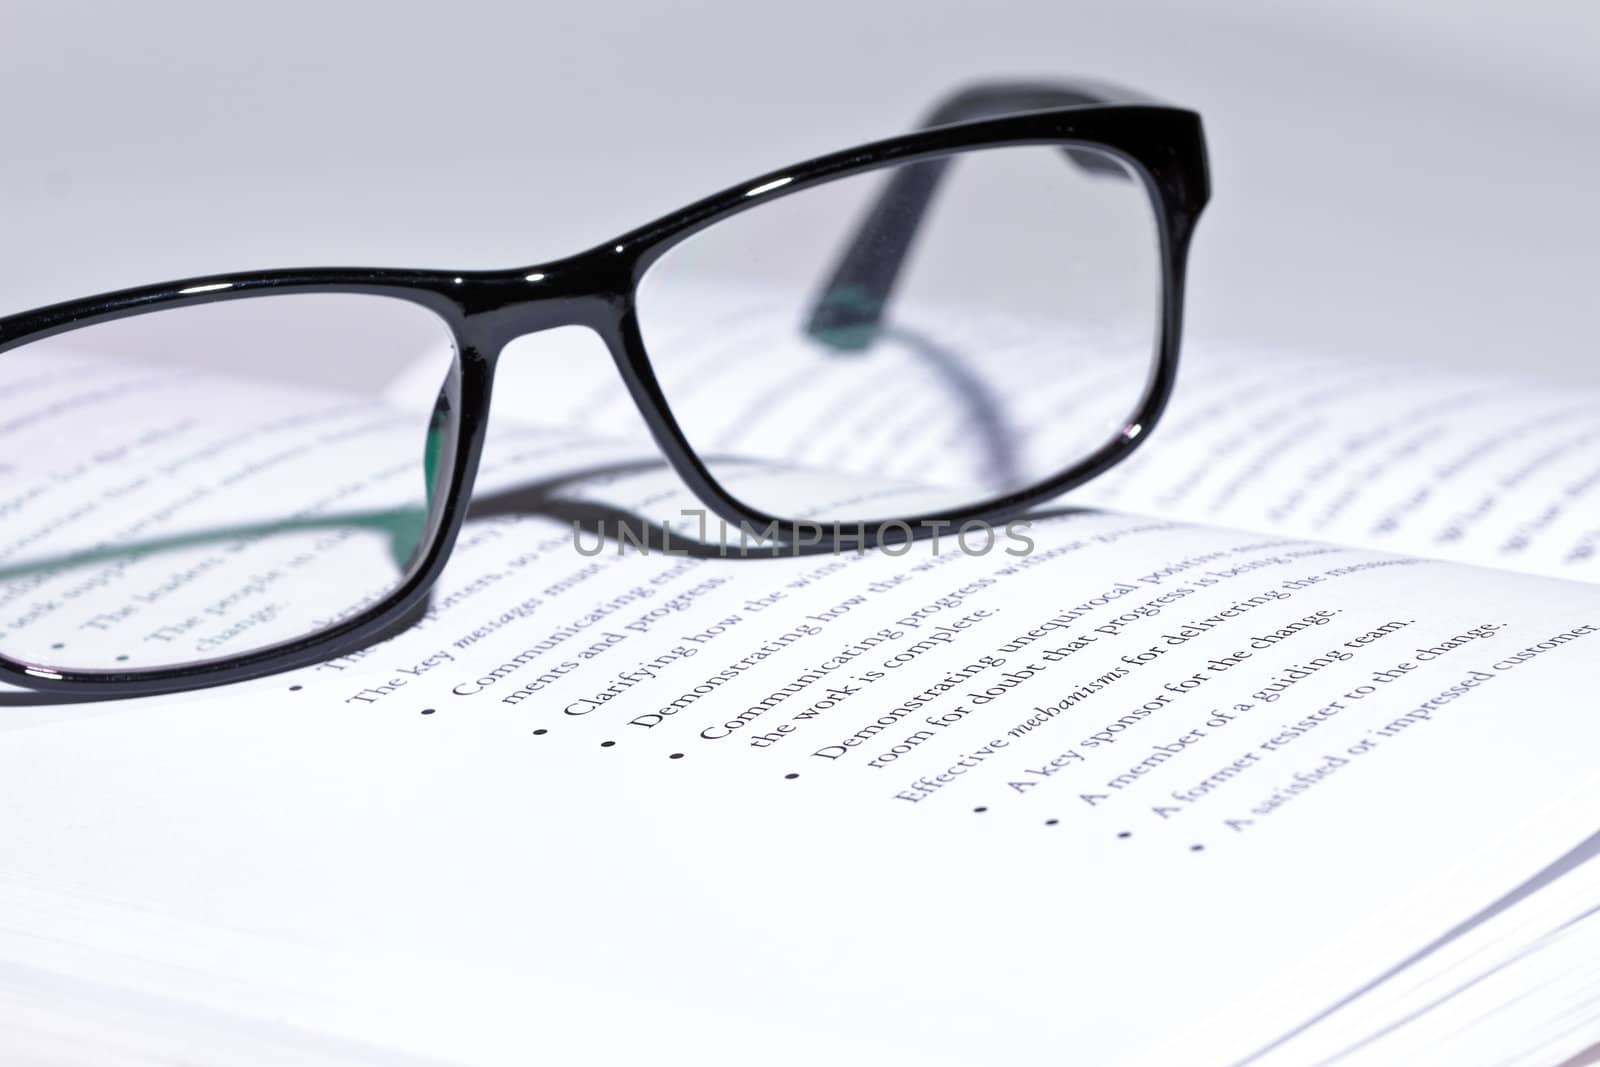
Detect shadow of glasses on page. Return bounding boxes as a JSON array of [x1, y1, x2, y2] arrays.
[[0, 456, 1090, 705]]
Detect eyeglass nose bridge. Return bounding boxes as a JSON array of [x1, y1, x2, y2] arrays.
[[453, 246, 637, 355]]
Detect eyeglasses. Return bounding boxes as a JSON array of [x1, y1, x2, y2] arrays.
[[0, 78, 1208, 696]]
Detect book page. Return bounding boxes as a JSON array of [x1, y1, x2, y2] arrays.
[[1080, 339, 1600, 582], [5, 398, 1600, 1063], [1244, 837, 1600, 1065], [7, 302, 1600, 1063]]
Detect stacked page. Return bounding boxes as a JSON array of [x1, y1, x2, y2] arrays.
[[2, 288, 1599, 1065]]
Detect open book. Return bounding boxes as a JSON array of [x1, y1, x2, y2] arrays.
[[3, 284, 1600, 1065]]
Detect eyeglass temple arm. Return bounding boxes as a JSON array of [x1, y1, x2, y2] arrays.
[[803, 79, 1151, 351]]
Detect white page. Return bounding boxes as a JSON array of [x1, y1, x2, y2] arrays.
[[1082, 339, 1600, 581], [6, 433, 1600, 1063], [7, 293, 1600, 1063], [1322, 902, 1600, 1065], [1247, 840, 1600, 1064]]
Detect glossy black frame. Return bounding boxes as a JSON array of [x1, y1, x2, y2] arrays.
[[0, 78, 1208, 697]]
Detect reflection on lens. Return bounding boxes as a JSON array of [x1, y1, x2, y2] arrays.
[[635, 143, 1161, 523], [0, 293, 458, 672]]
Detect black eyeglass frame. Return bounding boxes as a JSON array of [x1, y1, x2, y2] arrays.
[[0, 79, 1209, 696]]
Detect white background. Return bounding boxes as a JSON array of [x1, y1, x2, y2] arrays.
[[2, 0, 1596, 382]]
